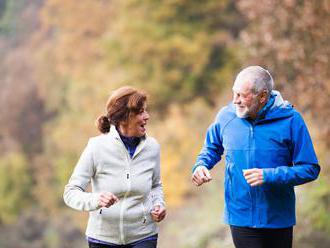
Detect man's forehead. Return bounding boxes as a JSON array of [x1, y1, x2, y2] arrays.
[[232, 80, 253, 92]]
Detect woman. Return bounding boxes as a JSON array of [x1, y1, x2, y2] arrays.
[[64, 86, 166, 248]]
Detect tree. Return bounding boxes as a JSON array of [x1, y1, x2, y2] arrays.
[[0, 153, 32, 224], [39, 0, 245, 109], [35, 0, 246, 208]]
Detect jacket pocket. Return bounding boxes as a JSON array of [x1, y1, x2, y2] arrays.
[[98, 205, 121, 234], [225, 160, 234, 200]]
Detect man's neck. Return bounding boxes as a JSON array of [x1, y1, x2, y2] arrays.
[[249, 101, 267, 120]]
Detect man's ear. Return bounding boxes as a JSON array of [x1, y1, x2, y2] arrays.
[[260, 90, 268, 104]]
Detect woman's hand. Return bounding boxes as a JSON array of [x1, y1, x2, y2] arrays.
[[98, 192, 119, 208], [150, 205, 166, 222]]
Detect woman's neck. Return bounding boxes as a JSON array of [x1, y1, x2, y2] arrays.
[[117, 125, 133, 137]]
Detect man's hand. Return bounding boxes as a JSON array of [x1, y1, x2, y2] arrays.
[[151, 205, 166, 222], [98, 192, 119, 208], [192, 166, 212, 186], [243, 168, 264, 186]]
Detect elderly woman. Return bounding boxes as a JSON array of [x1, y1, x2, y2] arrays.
[[64, 86, 166, 248]]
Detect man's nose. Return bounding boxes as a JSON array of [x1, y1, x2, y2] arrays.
[[233, 94, 240, 104]]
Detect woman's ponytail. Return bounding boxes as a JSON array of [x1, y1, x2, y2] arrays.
[[95, 115, 110, 133]]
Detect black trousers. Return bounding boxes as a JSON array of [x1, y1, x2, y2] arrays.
[[88, 240, 157, 248], [230, 225, 293, 248]]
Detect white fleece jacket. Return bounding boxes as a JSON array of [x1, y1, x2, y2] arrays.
[[63, 126, 165, 245]]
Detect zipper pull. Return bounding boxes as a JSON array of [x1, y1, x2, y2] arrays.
[[99, 209, 102, 214], [127, 173, 129, 179], [143, 217, 146, 224]]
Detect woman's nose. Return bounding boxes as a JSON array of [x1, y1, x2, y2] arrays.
[[144, 111, 150, 120]]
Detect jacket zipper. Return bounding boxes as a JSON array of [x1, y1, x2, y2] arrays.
[[116, 136, 146, 244], [118, 139, 132, 245], [249, 123, 256, 227], [228, 164, 232, 222]]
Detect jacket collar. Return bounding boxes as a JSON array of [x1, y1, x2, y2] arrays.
[[261, 90, 293, 121], [108, 125, 147, 158]]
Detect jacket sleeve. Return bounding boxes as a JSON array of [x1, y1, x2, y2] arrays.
[[192, 122, 224, 173], [263, 112, 320, 186], [63, 139, 100, 211], [151, 144, 165, 208]]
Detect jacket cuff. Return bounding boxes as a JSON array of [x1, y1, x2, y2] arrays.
[[153, 201, 165, 208], [192, 162, 207, 173], [263, 168, 275, 184], [90, 193, 101, 210]]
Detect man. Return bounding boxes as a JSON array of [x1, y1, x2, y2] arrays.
[[192, 66, 320, 248]]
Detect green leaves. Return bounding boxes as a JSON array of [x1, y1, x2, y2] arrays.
[[0, 152, 32, 224], [101, 0, 243, 108]]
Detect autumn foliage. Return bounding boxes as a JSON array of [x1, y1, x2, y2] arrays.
[[0, 0, 329, 247]]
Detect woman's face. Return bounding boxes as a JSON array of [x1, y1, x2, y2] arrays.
[[119, 103, 150, 137]]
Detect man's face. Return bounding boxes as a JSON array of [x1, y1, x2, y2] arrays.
[[232, 80, 261, 119]]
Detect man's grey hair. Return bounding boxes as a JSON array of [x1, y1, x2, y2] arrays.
[[235, 66, 274, 95]]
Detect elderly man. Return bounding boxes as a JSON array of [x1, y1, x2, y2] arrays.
[[192, 66, 320, 248]]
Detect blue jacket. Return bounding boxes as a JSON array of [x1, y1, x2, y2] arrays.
[[193, 91, 320, 228]]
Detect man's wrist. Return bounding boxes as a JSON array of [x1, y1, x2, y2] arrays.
[[262, 168, 275, 183], [192, 162, 207, 173]]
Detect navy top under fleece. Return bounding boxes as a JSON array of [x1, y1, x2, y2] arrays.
[[118, 133, 141, 158]]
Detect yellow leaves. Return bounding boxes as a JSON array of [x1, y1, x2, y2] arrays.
[[36, 0, 242, 115], [39, 0, 114, 81], [42, 0, 113, 34], [0, 152, 31, 223], [34, 0, 241, 212], [149, 100, 215, 207]]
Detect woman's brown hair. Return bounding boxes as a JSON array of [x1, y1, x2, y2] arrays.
[[96, 86, 147, 133]]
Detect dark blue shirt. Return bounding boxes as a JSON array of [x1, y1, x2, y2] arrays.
[[118, 133, 141, 158]]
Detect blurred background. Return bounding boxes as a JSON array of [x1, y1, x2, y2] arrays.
[[0, 0, 329, 247]]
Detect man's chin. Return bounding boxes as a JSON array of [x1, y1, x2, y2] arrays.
[[236, 110, 248, 118]]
